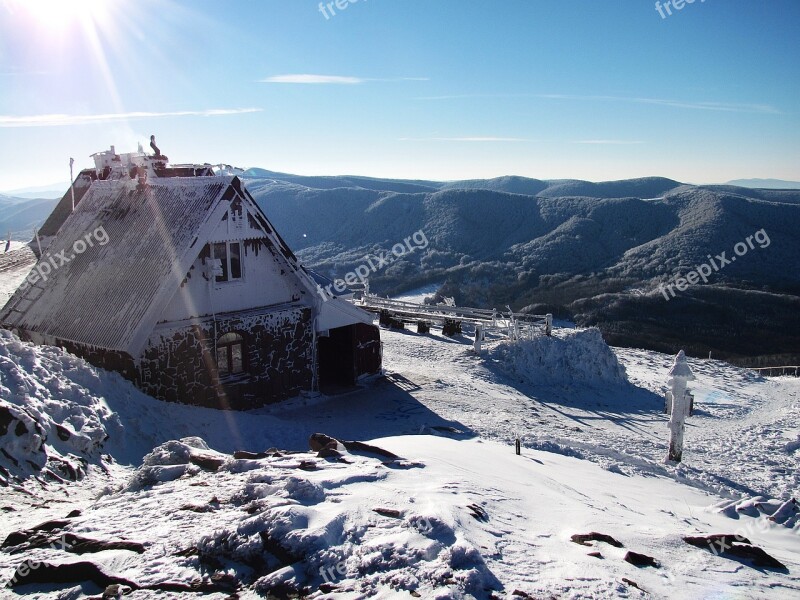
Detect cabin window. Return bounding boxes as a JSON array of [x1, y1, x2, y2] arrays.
[[212, 241, 242, 282], [216, 332, 245, 376]]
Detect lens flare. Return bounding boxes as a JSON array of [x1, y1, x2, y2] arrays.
[[10, 0, 108, 30]]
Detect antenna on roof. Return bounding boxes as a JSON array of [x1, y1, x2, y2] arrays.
[[150, 135, 161, 157], [34, 226, 42, 256], [69, 157, 76, 211]]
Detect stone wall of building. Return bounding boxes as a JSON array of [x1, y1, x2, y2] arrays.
[[138, 305, 314, 409]]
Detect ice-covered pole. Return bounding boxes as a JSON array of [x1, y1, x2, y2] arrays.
[[69, 157, 75, 211], [667, 350, 695, 463], [473, 323, 483, 353]]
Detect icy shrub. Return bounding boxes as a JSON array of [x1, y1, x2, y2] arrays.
[[488, 327, 628, 387], [142, 439, 194, 467], [196, 528, 284, 579], [125, 437, 207, 491], [181, 436, 210, 451], [125, 463, 189, 491]]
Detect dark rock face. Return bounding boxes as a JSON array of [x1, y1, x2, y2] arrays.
[[624, 551, 660, 568], [340, 440, 399, 460], [683, 534, 787, 570], [55, 424, 71, 441], [317, 446, 342, 459], [570, 532, 624, 548], [7, 561, 138, 590], [0, 400, 48, 480], [0, 405, 13, 437], [309, 433, 338, 452]]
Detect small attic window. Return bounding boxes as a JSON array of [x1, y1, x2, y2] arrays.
[[216, 332, 245, 377], [212, 241, 242, 282]]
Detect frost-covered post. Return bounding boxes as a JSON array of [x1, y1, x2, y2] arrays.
[[69, 157, 75, 211], [667, 350, 695, 463], [473, 324, 483, 353], [545, 313, 553, 337]]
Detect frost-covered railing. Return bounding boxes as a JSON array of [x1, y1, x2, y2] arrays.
[[752, 366, 800, 378], [352, 294, 553, 338]]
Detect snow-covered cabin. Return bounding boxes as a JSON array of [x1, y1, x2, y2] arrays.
[[0, 146, 381, 409]]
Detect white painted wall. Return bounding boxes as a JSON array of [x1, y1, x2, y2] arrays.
[[158, 203, 311, 323], [159, 240, 309, 323]]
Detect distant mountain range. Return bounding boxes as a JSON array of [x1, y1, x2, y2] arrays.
[[2, 172, 799, 363], [241, 171, 800, 364], [725, 178, 800, 189], [0, 194, 59, 240], [1, 181, 70, 199]]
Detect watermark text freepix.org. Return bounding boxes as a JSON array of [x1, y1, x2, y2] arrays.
[[319, 0, 367, 20], [21, 226, 110, 291], [660, 228, 770, 301], [321, 229, 428, 300], [655, 0, 706, 19]]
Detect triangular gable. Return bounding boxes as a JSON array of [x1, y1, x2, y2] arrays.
[[152, 179, 327, 337]]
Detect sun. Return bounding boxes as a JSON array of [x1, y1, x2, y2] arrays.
[[8, 0, 108, 30]]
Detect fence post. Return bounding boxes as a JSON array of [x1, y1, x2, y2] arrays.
[[545, 314, 553, 336]]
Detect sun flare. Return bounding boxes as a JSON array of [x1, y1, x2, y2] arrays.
[[9, 0, 108, 30]]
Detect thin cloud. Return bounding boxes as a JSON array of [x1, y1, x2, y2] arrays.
[[574, 140, 645, 145], [539, 94, 780, 114], [416, 92, 780, 114], [399, 136, 530, 142], [262, 74, 364, 84], [261, 74, 429, 84], [0, 108, 262, 128], [416, 93, 528, 101]]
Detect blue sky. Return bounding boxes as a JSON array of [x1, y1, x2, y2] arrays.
[[1, 0, 799, 190]]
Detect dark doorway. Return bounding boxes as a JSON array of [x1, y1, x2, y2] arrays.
[[318, 325, 356, 390]]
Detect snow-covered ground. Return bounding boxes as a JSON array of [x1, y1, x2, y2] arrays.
[[0, 243, 35, 309], [0, 326, 797, 598], [391, 283, 443, 305], [0, 241, 27, 254], [0, 257, 798, 598]]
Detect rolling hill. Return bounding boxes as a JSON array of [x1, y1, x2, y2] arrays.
[[242, 173, 800, 364]]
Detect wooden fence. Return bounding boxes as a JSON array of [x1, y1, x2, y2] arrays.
[[752, 366, 800, 377], [350, 293, 553, 339]]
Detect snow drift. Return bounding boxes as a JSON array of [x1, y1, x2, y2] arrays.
[[0, 330, 122, 485], [488, 327, 628, 387]]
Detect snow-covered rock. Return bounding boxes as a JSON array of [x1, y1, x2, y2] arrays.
[[0, 329, 119, 484]]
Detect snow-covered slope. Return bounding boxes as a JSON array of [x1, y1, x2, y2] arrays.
[[0, 326, 797, 598]]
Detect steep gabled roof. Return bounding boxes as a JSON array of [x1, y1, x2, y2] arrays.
[[0, 176, 319, 356]]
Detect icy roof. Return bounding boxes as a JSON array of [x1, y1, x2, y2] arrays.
[[0, 176, 309, 355]]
